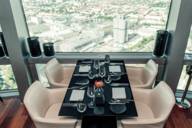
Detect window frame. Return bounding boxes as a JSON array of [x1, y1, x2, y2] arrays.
[[0, 0, 191, 99]]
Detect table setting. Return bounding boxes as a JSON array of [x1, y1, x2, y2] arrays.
[[59, 55, 137, 118]]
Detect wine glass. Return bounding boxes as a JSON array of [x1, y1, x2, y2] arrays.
[[93, 59, 100, 70], [87, 86, 95, 108], [105, 55, 110, 64], [104, 74, 112, 84], [99, 65, 106, 78], [88, 70, 95, 79]]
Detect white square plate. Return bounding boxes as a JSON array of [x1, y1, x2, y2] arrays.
[[69, 90, 85, 101], [112, 87, 126, 99], [109, 65, 121, 72]]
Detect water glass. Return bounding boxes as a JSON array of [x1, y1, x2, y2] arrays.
[[87, 86, 95, 108]]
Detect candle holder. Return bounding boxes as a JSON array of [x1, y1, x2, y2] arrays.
[[153, 30, 169, 57], [43, 42, 55, 56], [27, 37, 42, 57]]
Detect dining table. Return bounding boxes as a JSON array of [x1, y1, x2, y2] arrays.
[[58, 59, 138, 127]]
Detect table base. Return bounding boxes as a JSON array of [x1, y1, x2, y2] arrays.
[[82, 116, 117, 128]]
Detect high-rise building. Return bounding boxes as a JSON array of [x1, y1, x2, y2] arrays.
[[113, 15, 128, 43]]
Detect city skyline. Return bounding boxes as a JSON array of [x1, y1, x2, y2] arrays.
[[22, 0, 171, 52]]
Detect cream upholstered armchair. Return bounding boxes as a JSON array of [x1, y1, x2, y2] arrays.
[[119, 81, 175, 128], [126, 59, 158, 88], [24, 81, 81, 128], [45, 58, 75, 88]]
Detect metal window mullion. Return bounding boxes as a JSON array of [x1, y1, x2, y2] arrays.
[[164, 0, 192, 92], [0, 0, 32, 100]]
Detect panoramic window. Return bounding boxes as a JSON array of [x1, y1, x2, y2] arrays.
[[22, 0, 171, 52], [177, 65, 192, 91], [0, 25, 17, 91]]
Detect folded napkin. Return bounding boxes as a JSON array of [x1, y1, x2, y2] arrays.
[[79, 65, 91, 72], [112, 87, 126, 99], [109, 65, 121, 72], [70, 90, 85, 101]]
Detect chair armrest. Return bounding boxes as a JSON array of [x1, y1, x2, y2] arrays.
[[49, 81, 69, 88], [35, 116, 77, 127], [133, 82, 154, 89], [49, 88, 67, 105], [121, 118, 165, 126]]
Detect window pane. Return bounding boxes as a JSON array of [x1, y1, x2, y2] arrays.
[[22, 0, 171, 52], [185, 27, 192, 53], [177, 65, 192, 91], [0, 65, 17, 90]]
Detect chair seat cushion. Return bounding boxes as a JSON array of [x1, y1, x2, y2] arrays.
[[135, 102, 154, 119], [45, 103, 61, 119]]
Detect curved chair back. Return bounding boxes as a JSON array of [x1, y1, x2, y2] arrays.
[[24, 81, 50, 120], [150, 81, 175, 120], [24, 81, 79, 128], [45, 58, 64, 87], [126, 59, 158, 88], [143, 59, 158, 87], [120, 81, 175, 128]]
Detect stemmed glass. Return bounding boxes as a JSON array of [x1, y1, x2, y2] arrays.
[[88, 69, 95, 80], [93, 59, 100, 70], [87, 86, 95, 108], [104, 74, 112, 84], [105, 55, 110, 64], [99, 64, 106, 78]]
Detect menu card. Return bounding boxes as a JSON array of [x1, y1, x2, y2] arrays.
[[69, 90, 85, 101], [112, 87, 126, 99], [109, 65, 121, 73]]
